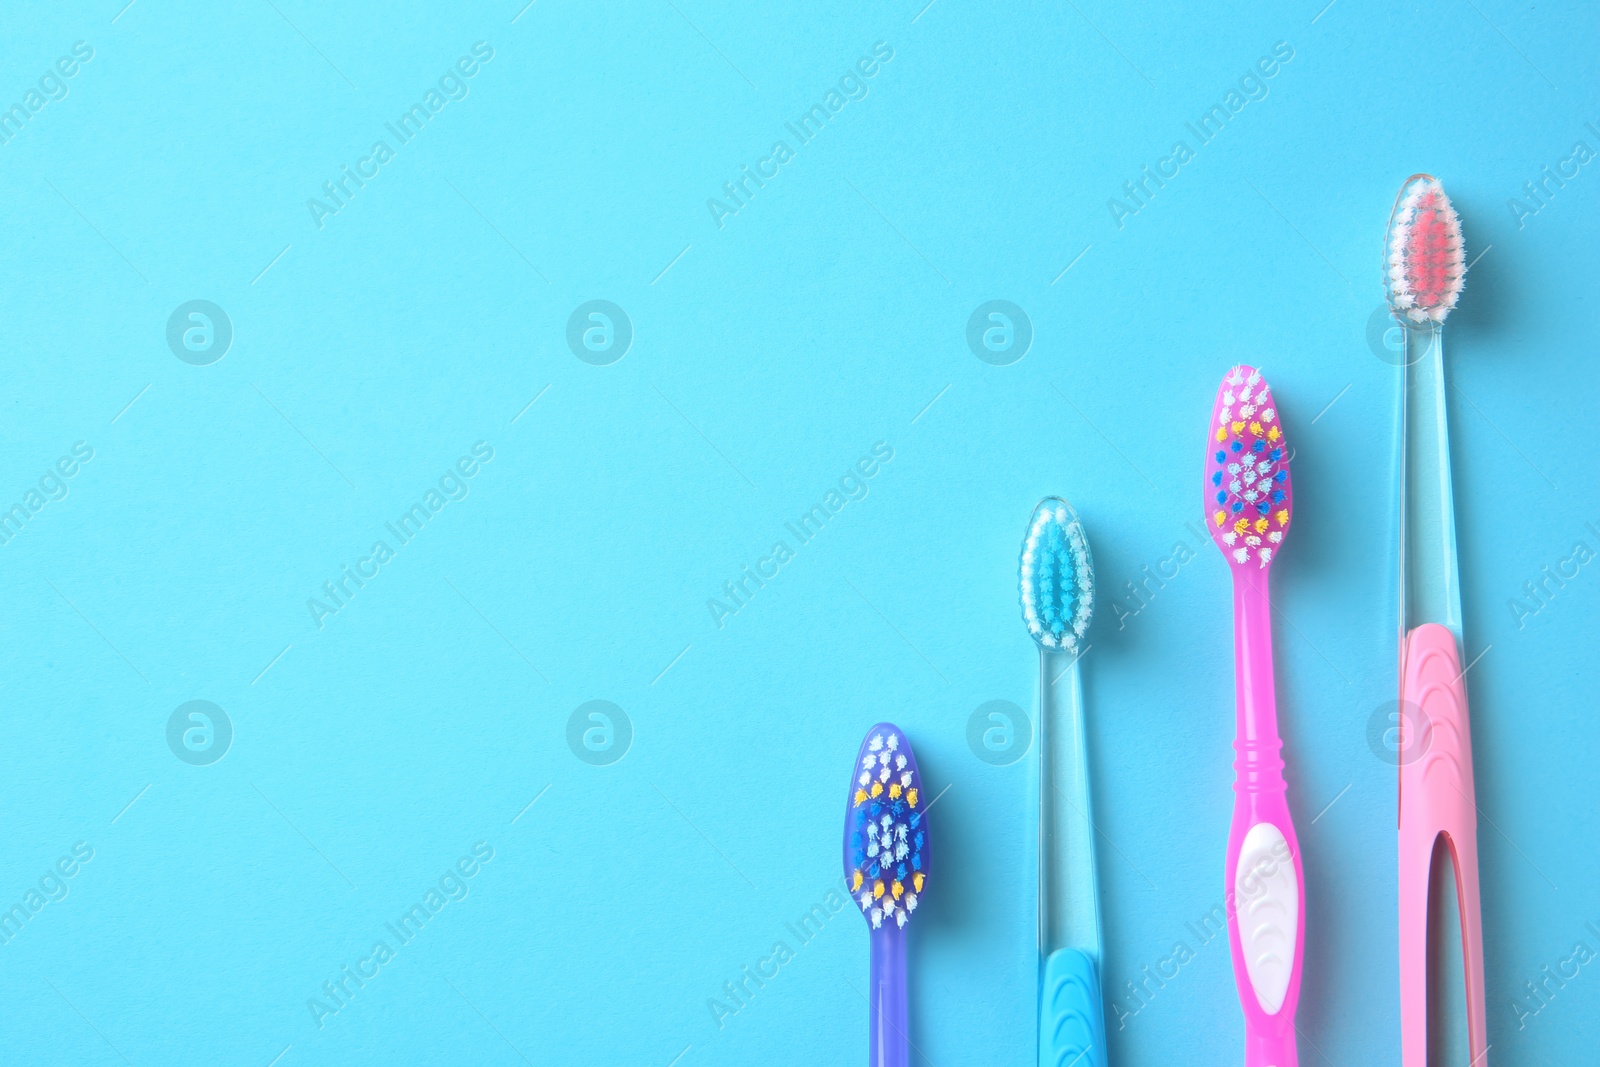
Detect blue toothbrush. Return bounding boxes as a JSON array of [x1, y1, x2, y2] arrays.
[[1019, 498, 1106, 1067]]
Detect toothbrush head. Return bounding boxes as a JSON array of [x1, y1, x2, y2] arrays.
[[1205, 365, 1291, 571], [843, 723, 929, 931], [1018, 497, 1094, 655], [1384, 174, 1465, 326]]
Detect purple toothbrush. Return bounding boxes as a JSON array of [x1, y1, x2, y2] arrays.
[[843, 722, 930, 1067]]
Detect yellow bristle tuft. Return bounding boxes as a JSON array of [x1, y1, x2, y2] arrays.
[[892, 881, 904, 899], [1249, 421, 1263, 436], [906, 788, 918, 807], [1215, 426, 1227, 442], [852, 871, 863, 891], [854, 789, 867, 806], [870, 782, 883, 798], [873, 881, 885, 900], [1267, 426, 1281, 442], [913, 872, 924, 892], [1253, 518, 1268, 534], [1231, 421, 1245, 434], [1214, 510, 1227, 527], [1233, 517, 1250, 534], [1276, 509, 1290, 527]]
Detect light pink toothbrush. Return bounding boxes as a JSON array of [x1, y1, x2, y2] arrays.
[[1384, 174, 1487, 1066], [1204, 365, 1304, 1067]]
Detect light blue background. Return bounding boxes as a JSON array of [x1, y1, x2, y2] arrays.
[[0, 0, 1595, 1064]]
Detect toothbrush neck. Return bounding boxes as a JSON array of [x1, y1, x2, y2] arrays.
[[1232, 569, 1284, 784]]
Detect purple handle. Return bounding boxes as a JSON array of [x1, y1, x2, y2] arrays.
[[869, 925, 909, 1067]]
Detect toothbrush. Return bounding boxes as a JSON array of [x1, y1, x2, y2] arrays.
[[844, 722, 929, 1067], [1018, 498, 1105, 1067], [1204, 365, 1304, 1067], [1383, 174, 1487, 1067]]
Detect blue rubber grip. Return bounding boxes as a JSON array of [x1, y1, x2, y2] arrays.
[[1040, 948, 1106, 1067]]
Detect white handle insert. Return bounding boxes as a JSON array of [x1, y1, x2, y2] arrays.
[[1234, 822, 1297, 1014]]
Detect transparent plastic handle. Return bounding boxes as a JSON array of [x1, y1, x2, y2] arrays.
[[869, 926, 909, 1067]]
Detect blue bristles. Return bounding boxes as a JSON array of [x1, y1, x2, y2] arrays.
[[844, 726, 930, 930], [1019, 497, 1095, 654]]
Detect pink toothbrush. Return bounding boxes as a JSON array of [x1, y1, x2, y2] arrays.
[[1383, 174, 1487, 1066], [1204, 365, 1304, 1067]]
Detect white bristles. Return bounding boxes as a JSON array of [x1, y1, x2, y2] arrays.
[[1384, 176, 1465, 324], [848, 730, 927, 933], [1018, 496, 1095, 654]]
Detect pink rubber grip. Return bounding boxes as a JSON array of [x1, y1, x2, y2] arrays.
[[1226, 574, 1304, 1067], [1398, 623, 1488, 1066]]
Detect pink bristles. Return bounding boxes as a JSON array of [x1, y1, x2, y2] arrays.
[[1385, 175, 1465, 324]]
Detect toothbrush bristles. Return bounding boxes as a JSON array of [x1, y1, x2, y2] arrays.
[[1205, 366, 1292, 569], [1018, 498, 1095, 653], [1385, 176, 1465, 324], [846, 729, 928, 931]]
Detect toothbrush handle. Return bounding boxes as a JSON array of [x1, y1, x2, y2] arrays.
[[1227, 802, 1304, 1067], [869, 926, 909, 1067], [1228, 574, 1304, 1067], [1398, 623, 1488, 1067], [1039, 947, 1105, 1067]]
